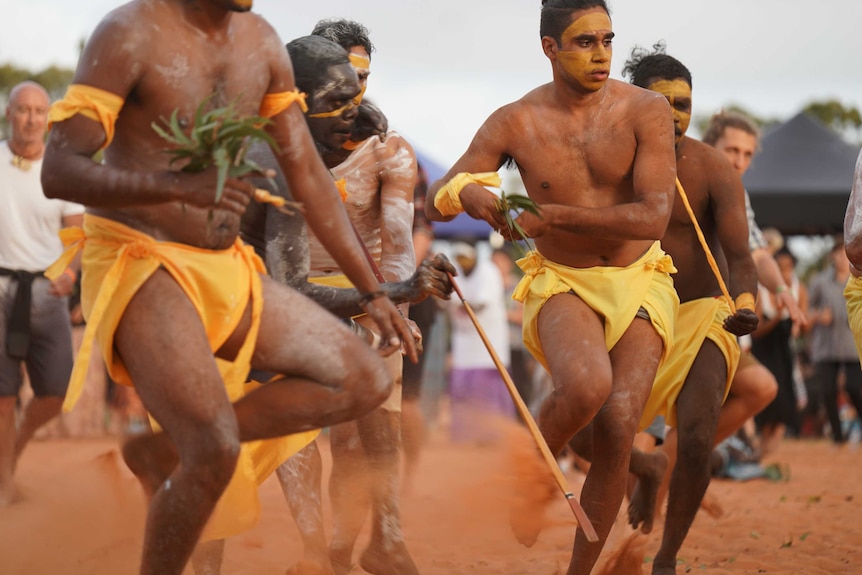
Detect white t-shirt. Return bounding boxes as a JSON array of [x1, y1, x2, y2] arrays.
[[0, 140, 85, 272], [449, 257, 511, 369]]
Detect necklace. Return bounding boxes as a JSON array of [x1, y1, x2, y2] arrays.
[[11, 154, 32, 172]]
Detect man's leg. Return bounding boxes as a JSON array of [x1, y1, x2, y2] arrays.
[[509, 294, 612, 547], [329, 409, 418, 575], [714, 361, 777, 445], [651, 343, 727, 574], [13, 395, 63, 460], [565, 317, 661, 575], [0, 396, 17, 505], [123, 276, 392, 575], [116, 270, 246, 575], [276, 441, 334, 575], [817, 362, 844, 442]]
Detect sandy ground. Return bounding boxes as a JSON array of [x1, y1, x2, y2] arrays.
[[1, 430, 861, 575]]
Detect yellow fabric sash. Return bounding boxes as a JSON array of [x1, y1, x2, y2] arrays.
[[845, 276, 862, 368], [514, 242, 679, 370], [46, 215, 318, 540], [640, 297, 739, 430], [433, 172, 502, 217], [48, 84, 125, 150], [259, 89, 308, 118], [674, 178, 737, 312], [45, 216, 265, 413]]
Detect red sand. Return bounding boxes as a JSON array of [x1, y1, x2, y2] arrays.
[[1, 432, 861, 574]]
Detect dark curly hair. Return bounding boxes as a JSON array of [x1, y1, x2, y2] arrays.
[[311, 19, 374, 59], [621, 40, 691, 89]]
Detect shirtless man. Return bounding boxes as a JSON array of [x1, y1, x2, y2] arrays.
[[425, 2, 679, 573], [247, 35, 425, 575], [843, 149, 862, 364], [605, 46, 758, 574], [40, 2, 415, 574]]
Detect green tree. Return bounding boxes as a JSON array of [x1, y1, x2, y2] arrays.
[[803, 99, 862, 145]]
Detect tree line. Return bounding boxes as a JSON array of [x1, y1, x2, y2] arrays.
[[1, 61, 860, 145]]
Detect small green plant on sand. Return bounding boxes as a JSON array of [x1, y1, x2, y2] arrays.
[[496, 190, 541, 254]]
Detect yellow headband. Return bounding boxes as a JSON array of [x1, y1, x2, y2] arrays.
[[307, 101, 356, 119], [349, 53, 370, 71]]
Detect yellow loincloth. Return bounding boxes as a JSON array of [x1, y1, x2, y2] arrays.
[[844, 276, 862, 367], [308, 274, 403, 412], [639, 297, 740, 431], [46, 214, 317, 541], [513, 242, 680, 372]]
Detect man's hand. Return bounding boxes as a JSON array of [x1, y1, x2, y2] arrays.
[[723, 309, 759, 336], [460, 184, 508, 230], [48, 271, 76, 297], [177, 171, 255, 215], [775, 289, 808, 334], [497, 209, 549, 242], [351, 101, 388, 142], [404, 318, 424, 355], [361, 294, 419, 363], [403, 254, 457, 303]]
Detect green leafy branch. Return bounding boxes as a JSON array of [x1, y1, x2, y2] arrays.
[[151, 95, 277, 203], [496, 190, 541, 254]]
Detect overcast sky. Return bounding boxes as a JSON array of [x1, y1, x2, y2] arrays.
[[2, 0, 860, 169]]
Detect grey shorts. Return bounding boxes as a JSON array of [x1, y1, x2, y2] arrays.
[[0, 276, 74, 398]]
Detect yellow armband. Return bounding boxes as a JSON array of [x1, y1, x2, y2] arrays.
[[259, 89, 308, 118], [433, 172, 501, 217], [734, 292, 756, 312], [48, 84, 125, 150]]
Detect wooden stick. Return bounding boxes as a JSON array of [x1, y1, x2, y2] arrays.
[[447, 272, 599, 542]]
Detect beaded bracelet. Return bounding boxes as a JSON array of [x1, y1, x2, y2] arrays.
[[358, 290, 387, 307]]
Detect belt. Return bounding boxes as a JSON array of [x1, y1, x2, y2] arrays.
[[0, 267, 45, 360]]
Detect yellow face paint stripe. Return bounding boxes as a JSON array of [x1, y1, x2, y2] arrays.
[[560, 12, 612, 45]]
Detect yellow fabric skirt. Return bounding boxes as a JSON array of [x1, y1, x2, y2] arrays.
[[513, 242, 680, 371], [640, 297, 740, 431], [47, 214, 318, 541]]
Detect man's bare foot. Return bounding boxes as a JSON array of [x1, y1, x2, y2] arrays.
[[329, 546, 354, 575], [507, 431, 557, 547], [121, 432, 178, 498], [359, 541, 419, 575], [0, 481, 18, 507], [285, 559, 335, 575], [627, 450, 669, 534], [699, 489, 724, 519]]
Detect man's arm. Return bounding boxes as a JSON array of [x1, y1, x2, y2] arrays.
[[709, 152, 759, 336], [376, 134, 418, 318], [425, 106, 512, 228], [844, 149, 862, 274]]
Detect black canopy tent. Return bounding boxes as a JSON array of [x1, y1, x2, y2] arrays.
[[743, 113, 860, 236]]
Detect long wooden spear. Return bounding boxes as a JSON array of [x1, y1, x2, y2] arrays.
[[446, 271, 599, 543]]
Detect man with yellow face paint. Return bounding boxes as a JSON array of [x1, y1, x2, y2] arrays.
[[579, 44, 757, 575], [425, 2, 680, 573], [312, 19, 388, 147]]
